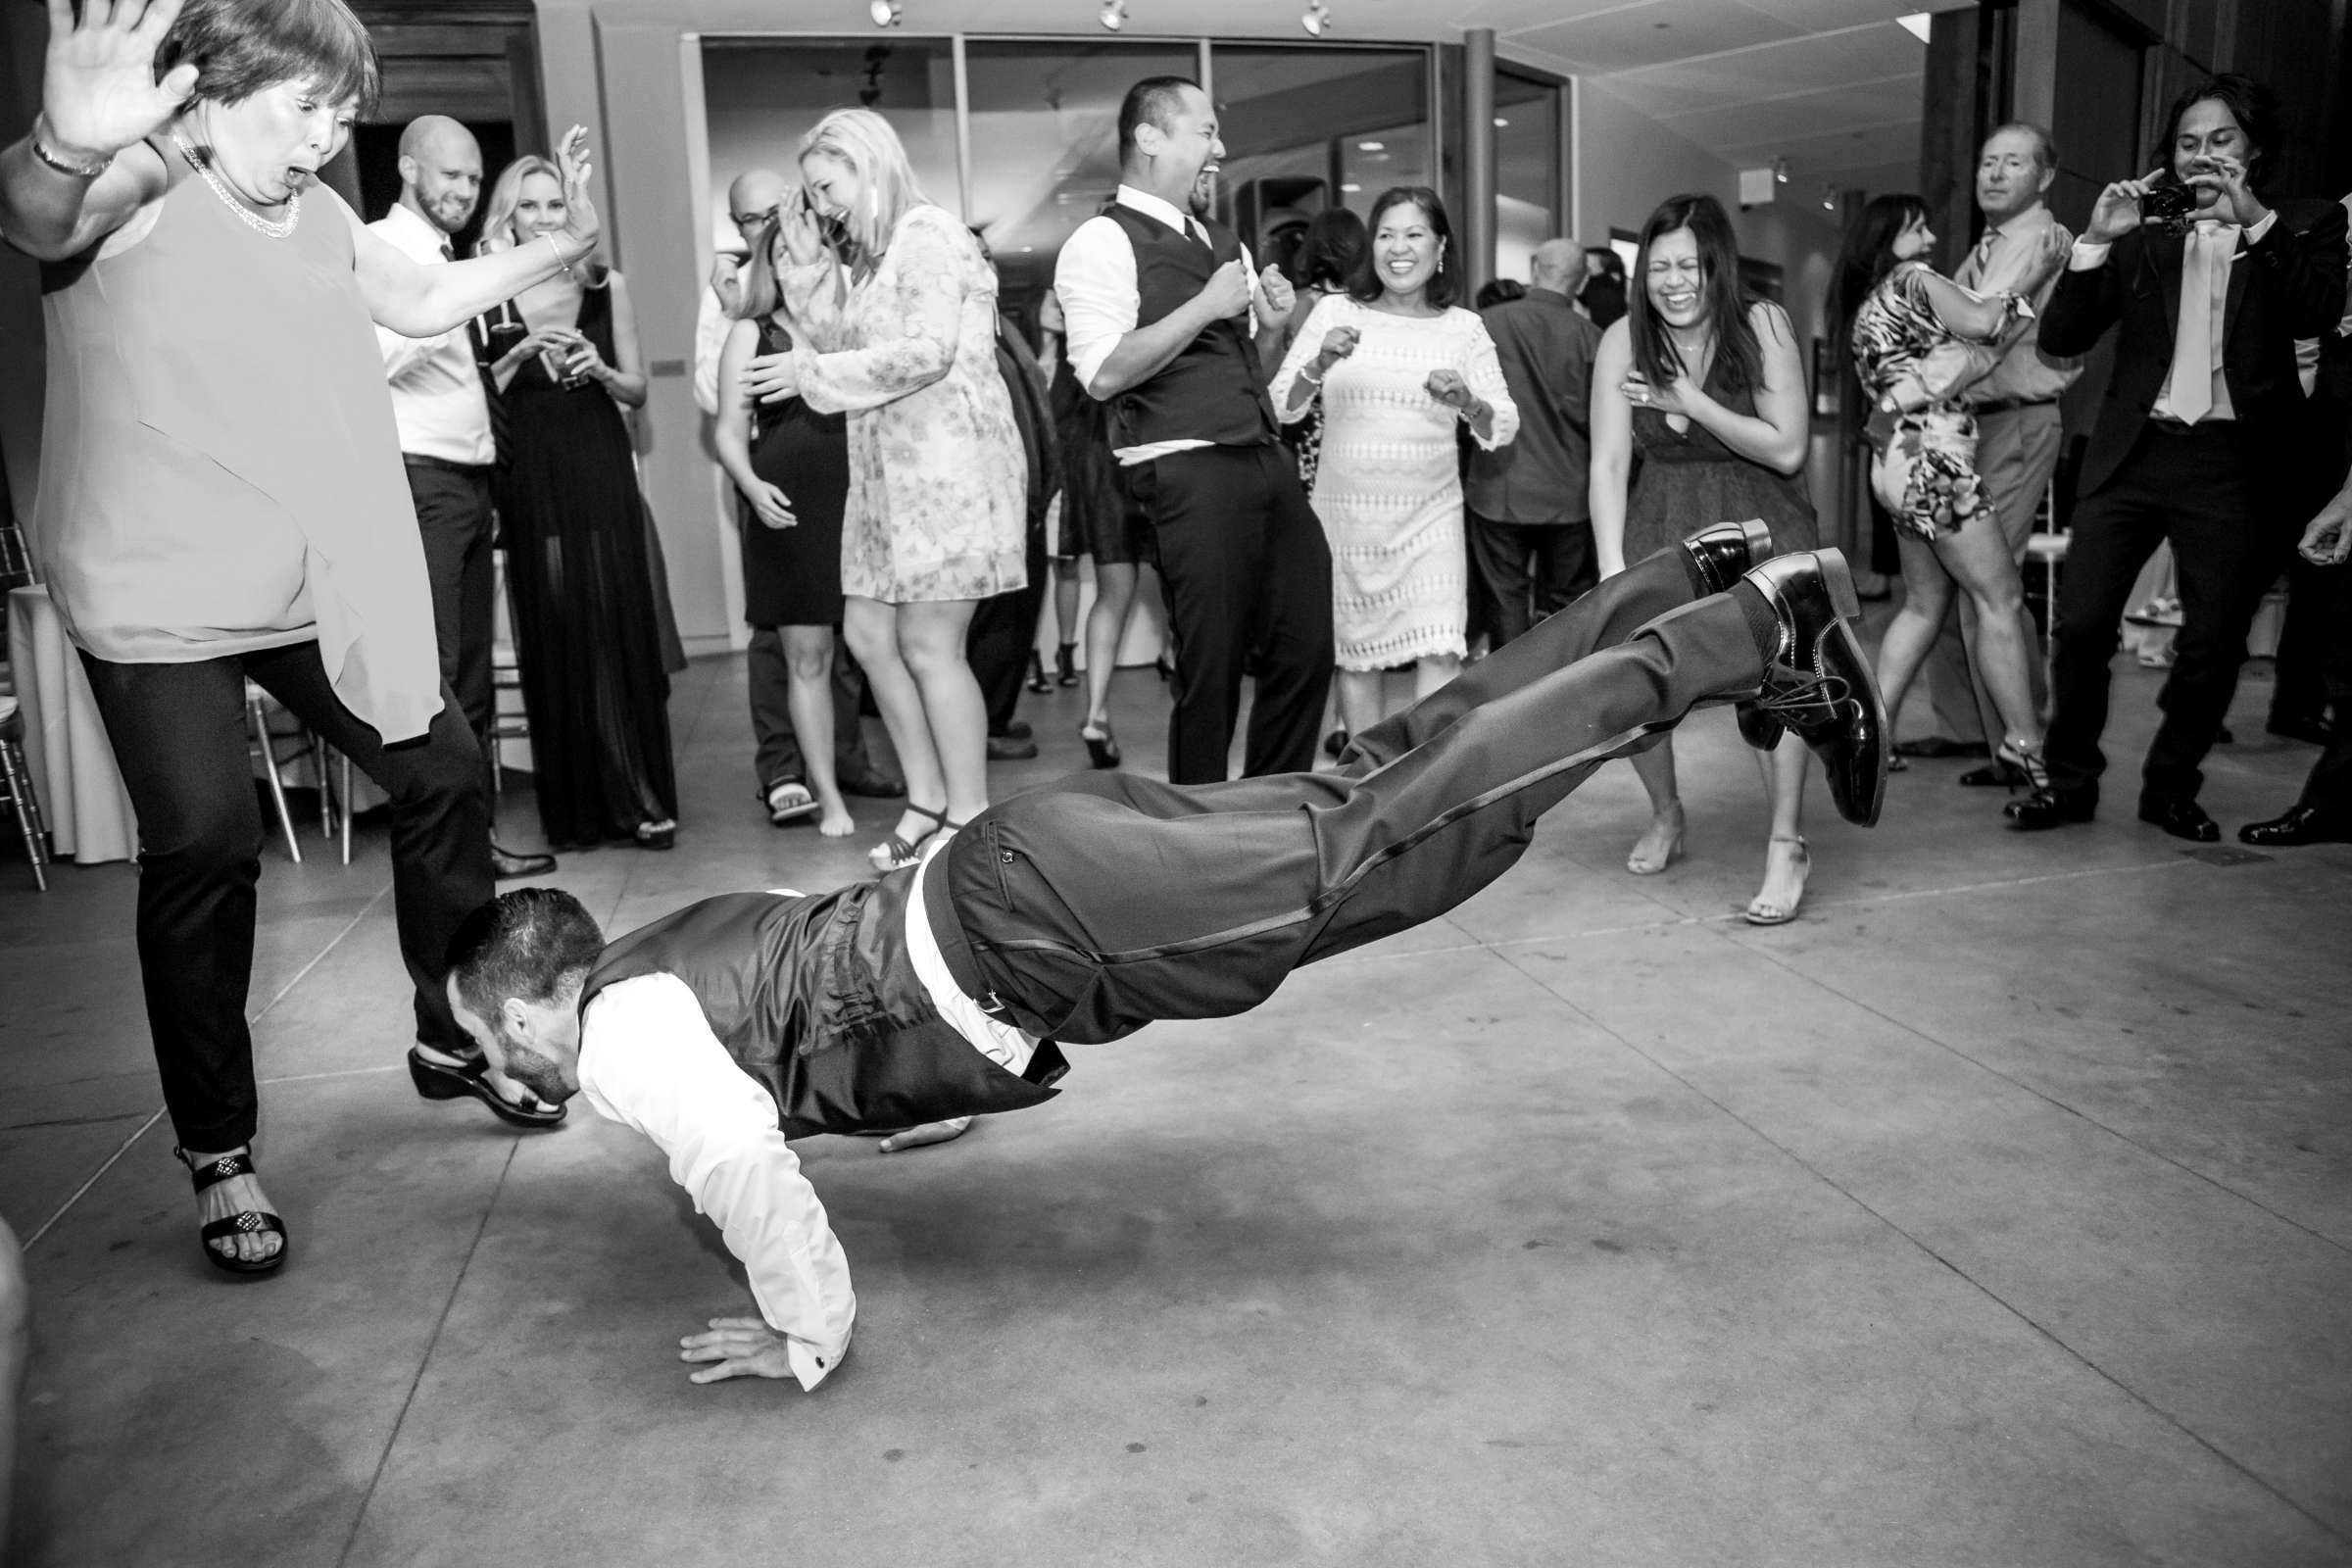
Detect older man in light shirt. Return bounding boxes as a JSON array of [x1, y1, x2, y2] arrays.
[[1903, 122, 2082, 783], [369, 115, 556, 880]]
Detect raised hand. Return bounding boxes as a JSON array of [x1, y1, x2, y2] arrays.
[[41, 0, 198, 159], [1424, 367, 1474, 410], [2083, 170, 2162, 245], [554, 124, 601, 254], [1197, 258, 1253, 321], [2194, 151, 2268, 229], [779, 187, 825, 268], [1314, 323, 1361, 373], [1257, 264, 1297, 318], [2021, 220, 2073, 291]]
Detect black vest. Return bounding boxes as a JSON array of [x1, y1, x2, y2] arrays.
[[580, 873, 1067, 1140], [1101, 202, 1278, 451]]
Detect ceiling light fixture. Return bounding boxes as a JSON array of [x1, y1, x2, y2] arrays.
[[868, 0, 901, 24], [1100, 0, 1127, 30], [1494, 117, 1509, 128], [1301, 1, 1333, 37], [1357, 140, 1384, 152]]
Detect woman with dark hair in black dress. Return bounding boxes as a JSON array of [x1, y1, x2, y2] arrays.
[[482, 154, 679, 851], [714, 218, 857, 834]]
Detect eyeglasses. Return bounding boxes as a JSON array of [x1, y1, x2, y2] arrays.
[[730, 205, 779, 231]]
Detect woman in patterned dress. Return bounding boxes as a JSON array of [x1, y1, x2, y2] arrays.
[[1838, 194, 2068, 801], [772, 109, 1025, 872], [1590, 194, 1820, 923], [1270, 187, 1518, 745]]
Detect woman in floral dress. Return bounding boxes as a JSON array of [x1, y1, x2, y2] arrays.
[[775, 109, 1025, 872], [1838, 194, 2067, 805]]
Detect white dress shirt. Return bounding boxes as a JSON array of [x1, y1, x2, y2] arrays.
[[368, 201, 496, 467], [2070, 209, 2278, 422], [576, 875, 1036, 1390], [1054, 183, 1258, 466], [692, 259, 751, 418]]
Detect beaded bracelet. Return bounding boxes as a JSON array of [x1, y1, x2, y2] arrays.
[[30, 113, 113, 179]]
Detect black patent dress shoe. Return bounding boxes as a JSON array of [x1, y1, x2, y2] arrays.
[[2005, 788, 2096, 829], [2237, 804, 2352, 847], [1740, 549, 1889, 827], [836, 764, 907, 798], [1682, 517, 1774, 594], [1959, 759, 2031, 789], [491, 843, 558, 879], [1893, 736, 1991, 760], [2266, 712, 2334, 747], [2136, 796, 2220, 843]]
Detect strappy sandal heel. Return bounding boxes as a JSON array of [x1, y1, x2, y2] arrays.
[[1742, 835, 1811, 926], [409, 1046, 568, 1128], [180, 1148, 288, 1276], [867, 806, 961, 874], [1079, 719, 1121, 770], [1996, 736, 2050, 797]]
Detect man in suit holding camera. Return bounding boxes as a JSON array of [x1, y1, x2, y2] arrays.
[[2012, 74, 2350, 840]]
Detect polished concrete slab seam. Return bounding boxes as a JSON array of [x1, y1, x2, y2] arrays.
[[1483, 924, 2352, 1552]]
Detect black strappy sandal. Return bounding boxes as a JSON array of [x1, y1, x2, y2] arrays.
[[408, 1047, 567, 1129], [180, 1148, 288, 1276], [867, 805, 960, 874], [1079, 719, 1121, 770]]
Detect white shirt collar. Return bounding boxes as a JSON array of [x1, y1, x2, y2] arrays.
[[1114, 183, 1196, 236], [382, 198, 454, 256]]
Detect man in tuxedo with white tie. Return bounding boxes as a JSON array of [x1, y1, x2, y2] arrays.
[[2013, 74, 2351, 840]]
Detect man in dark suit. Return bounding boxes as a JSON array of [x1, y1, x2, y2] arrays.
[[2013, 74, 2352, 840], [1466, 238, 1605, 646]]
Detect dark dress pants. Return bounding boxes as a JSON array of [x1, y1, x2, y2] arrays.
[[1467, 511, 1599, 649], [939, 543, 1742, 1045], [1127, 444, 1335, 784], [2044, 423, 2285, 806], [405, 460, 497, 741], [2266, 391, 2349, 726], [2295, 559, 2352, 813], [967, 505, 1053, 735], [747, 628, 877, 795], [80, 646, 493, 1152]]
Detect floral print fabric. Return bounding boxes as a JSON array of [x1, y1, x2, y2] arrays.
[[1851, 260, 1990, 541]]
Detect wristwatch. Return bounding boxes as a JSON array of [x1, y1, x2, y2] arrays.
[[30, 114, 114, 179]]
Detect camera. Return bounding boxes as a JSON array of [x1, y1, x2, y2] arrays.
[[2140, 171, 2197, 232]]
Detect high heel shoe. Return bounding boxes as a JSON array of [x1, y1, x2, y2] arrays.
[[1742, 835, 1811, 925], [1079, 719, 1121, 769], [1625, 807, 1686, 875], [1996, 736, 2049, 796], [1025, 652, 1051, 695], [868, 805, 960, 873], [1055, 643, 1080, 687]]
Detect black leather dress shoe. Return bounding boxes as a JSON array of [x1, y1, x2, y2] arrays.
[[1893, 736, 1991, 760], [2266, 712, 2334, 747], [491, 843, 557, 879], [1958, 759, 2030, 788], [2005, 788, 2095, 829], [1740, 549, 1888, 827], [986, 733, 1039, 760], [836, 764, 906, 798], [2136, 796, 2221, 843], [999, 718, 1034, 741], [1682, 517, 1774, 595], [2237, 804, 2352, 847]]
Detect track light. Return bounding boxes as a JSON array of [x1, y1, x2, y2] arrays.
[[1100, 0, 1127, 28], [869, 0, 901, 25], [1301, 1, 1332, 36], [1772, 156, 1789, 184]]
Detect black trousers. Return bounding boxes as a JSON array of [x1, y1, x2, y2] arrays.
[[2045, 422, 2288, 805], [405, 459, 496, 741], [2294, 559, 2352, 814], [1126, 444, 1334, 784], [747, 628, 876, 795], [1467, 511, 1599, 649], [936, 543, 1750, 1045], [80, 645, 492, 1152], [967, 505, 1053, 736], [2266, 392, 2349, 725]]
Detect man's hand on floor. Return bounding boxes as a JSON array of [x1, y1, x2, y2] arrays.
[[877, 1116, 973, 1153], [679, 1317, 798, 1385]]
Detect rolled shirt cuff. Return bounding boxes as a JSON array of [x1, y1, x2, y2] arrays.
[[2068, 239, 2112, 270]]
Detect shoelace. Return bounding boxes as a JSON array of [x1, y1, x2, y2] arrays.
[[1750, 669, 1852, 728]]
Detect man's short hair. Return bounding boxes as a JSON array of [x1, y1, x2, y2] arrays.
[[445, 889, 606, 1020], [2156, 72, 2280, 188], [160, 0, 380, 115], [1118, 77, 1200, 165], [1984, 121, 2059, 176]]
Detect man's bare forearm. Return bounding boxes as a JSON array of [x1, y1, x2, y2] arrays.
[[1085, 296, 1218, 400]]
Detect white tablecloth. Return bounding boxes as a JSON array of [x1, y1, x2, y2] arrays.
[[7, 585, 139, 864]]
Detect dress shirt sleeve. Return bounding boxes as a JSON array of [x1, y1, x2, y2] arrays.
[[1266, 293, 1339, 424], [578, 973, 856, 1392], [1460, 313, 1519, 452], [693, 283, 730, 417], [786, 209, 972, 416], [375, 320, 451, 381], [1054, 215, 1140, 397]]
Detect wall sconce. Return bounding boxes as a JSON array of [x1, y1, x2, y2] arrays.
[[869, 0, 902, 25], [1301, 1, 1333, 36], [1100, 0, 1128, 28]]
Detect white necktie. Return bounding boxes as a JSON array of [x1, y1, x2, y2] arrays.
[[2167, 220, 2233, 423]]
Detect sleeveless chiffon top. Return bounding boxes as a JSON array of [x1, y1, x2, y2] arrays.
[[34, 141, 442, 741]]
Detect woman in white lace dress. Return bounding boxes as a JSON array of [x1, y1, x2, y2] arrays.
[[1271, 187, 1517, 743], [774, 109, 1025, 873]]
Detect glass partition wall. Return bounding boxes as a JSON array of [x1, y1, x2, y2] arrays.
[[701, 36, 1560, 312]]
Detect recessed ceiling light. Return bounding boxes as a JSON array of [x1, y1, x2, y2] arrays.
[[868, 0, 901, 24], [1301, 0, 1333, 36], [1493, 117, 1509, 128], [1358, 140, 1384, 152], [1896, 12, 1932, 42], [1340, 181, 1361, 192]]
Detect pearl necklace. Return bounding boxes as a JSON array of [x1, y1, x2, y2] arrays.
[[171, 132, 300, 240]]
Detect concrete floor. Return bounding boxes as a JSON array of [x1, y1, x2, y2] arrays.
[[3, 637, 2348, 1568]]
